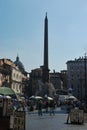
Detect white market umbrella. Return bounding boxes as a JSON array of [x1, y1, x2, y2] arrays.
[[66, 95, 77, 100], [0, 94, 4, 98], [35, 96, 43, 99], [0, 95, 11, 99], [29, 95, 35, 99], [44, 96, 53, 100], [0, 95, 7, 99], [29, 95, 43, 100], [5, 95, 11, 99]]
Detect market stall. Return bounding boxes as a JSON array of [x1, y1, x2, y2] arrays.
[[0, 86, 18, 130], [67, 108, 84, 124]]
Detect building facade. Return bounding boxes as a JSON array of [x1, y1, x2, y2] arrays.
[[14, 56, 28, 96], [50, 71, 61, 90], [0, 57, 28, 97], [29, 68, 45, 96], [0, 59, 14, 87], [50, 70, 68, 95], [66, 57, 87, 101], [11, 66, 23, 95]]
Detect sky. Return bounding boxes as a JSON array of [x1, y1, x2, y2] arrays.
[[0, 0, 87, 73]]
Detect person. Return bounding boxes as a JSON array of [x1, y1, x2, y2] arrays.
[[45, 101, 49, 113], [67, 102, 74, 124], [38, 100, 43, 116], [29, 101, 34, 111], [49, 100, 55, 116]]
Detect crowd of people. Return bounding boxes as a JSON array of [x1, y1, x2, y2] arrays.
[[27, 99, 56, 116]]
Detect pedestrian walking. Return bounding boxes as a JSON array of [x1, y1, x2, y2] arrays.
[[37, 100, 43, 116], [49, 100, 55, 116], [29, 100, 34, 111], [45, 100, 49, 113], [67, 102, 74, 123]]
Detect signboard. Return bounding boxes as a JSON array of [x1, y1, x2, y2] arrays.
[[70, 109, 84, 124], [13, 111, 25, 130]]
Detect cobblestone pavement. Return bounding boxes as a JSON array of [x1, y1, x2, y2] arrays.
[[26, 108, 87, 130]]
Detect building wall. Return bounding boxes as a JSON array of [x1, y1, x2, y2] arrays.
[[0, 73, 3, 87], [0, 61, 11, 87], [29, 68, 43, 95], [11, 67, 23, 95], [0, 58, 28, 96], [29, 68, 68, 97], [67, 57, 86, 100], [60, 70, 67, 90], [50, 72, 61, 90]]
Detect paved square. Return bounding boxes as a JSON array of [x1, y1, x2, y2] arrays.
[[26, 112, 87, 130]]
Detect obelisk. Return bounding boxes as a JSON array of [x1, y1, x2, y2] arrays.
[[42, 13, 49, 83]]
